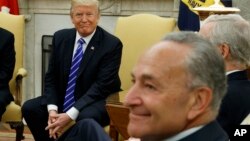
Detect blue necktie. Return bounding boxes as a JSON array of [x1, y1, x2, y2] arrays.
[[63, 38, 85, 112]]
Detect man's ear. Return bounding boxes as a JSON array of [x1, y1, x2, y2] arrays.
[[218, 43, 230, 59], [187, 87, 212, 120]]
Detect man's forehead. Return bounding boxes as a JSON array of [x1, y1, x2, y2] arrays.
[[143, 41, 191, 64]]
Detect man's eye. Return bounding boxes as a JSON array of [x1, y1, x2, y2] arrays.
[[131, 79, 135, 84], [75, 13, 82, 17], [145, 84, 155, 90], [86, 13, 93, 16]]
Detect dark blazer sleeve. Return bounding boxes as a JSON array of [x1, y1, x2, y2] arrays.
[[0, 28, 15, 104], [43, 36, 57, 104], [43, 29, 73, 105], [0, 28, 16, 88]]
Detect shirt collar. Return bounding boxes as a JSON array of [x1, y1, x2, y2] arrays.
[[76, 29, 96, 45], [226, 70, 242, 75], [164, 125, 204, 141]]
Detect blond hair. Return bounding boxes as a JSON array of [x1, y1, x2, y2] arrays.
[[70, 0, 100, 14]]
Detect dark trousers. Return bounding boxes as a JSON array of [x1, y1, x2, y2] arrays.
[[0, 88, 14, 120], [57, 118, 111, 141], [22, 96, 109, 141]]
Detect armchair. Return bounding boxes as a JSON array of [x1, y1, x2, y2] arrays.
[[0, 12, 27, 141], [106, 13, 176, 141]]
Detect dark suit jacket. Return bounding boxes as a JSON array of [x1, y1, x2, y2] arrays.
[[180, 121, 229, 141], [217, 70, 250, 136], [0, 27, 15, 116], [42, 26, 122, 112]]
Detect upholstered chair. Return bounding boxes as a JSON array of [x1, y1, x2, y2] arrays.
[[0, 12, 27, 141], [106, 13, 177, 141]]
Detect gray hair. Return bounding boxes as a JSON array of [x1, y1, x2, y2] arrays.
[[163, 32, 227, 112], [202, 14, 250, 67], [70, 0, 100, 14]]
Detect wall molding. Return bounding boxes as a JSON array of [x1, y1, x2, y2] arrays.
[[20, 0, 178, 17]]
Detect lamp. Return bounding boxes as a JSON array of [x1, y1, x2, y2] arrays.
[[193, 0, 240, 20]]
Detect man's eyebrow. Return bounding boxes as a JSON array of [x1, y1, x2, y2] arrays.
[[141, 74, 154, 80], [131, 72, 154, 80]]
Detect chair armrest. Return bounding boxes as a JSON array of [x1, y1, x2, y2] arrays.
[[14, 68, 27, 106], [17, 68, 28, 78], [106, 92, 120, 104], [106, 103, 130, 140], [106, 90, 129, 105]]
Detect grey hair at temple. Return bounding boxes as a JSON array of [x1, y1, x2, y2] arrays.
[[162, 31, 227, 113], [202, 14, 250, 67]]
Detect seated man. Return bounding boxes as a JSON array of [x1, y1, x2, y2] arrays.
[[124, 31, 228, 141], [61, 32, 229, 141], [199, 14, 250, 137], [0, 27, 15, 120], [22, 0, 122, 140]]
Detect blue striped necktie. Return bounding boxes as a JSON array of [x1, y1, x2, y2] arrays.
[[63, 38, 85, 112]]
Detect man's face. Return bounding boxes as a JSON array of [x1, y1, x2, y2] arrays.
[[71, 4, 100, 37], [124, 41, 194, 140]]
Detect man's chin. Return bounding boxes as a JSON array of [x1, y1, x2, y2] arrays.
[[78, 29, 92, 37], [127, 123, 147, 139]]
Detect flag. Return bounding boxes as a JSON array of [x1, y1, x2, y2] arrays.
[[178, 0, 232, 31], [221, 0, 232, 7], [0, 0, 19, 15]]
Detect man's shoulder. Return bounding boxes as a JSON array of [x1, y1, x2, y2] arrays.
[[227, 70, 250, 96], [0, 27, 14, 37], [96, 26, 121, 42], [227, 80, 250, 100], [54, 28, 75, 36], [180, 121, 229, 141]]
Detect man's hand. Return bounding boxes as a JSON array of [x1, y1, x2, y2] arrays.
[[46, 110, 59, 139], [45, 112, 72, 139]]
